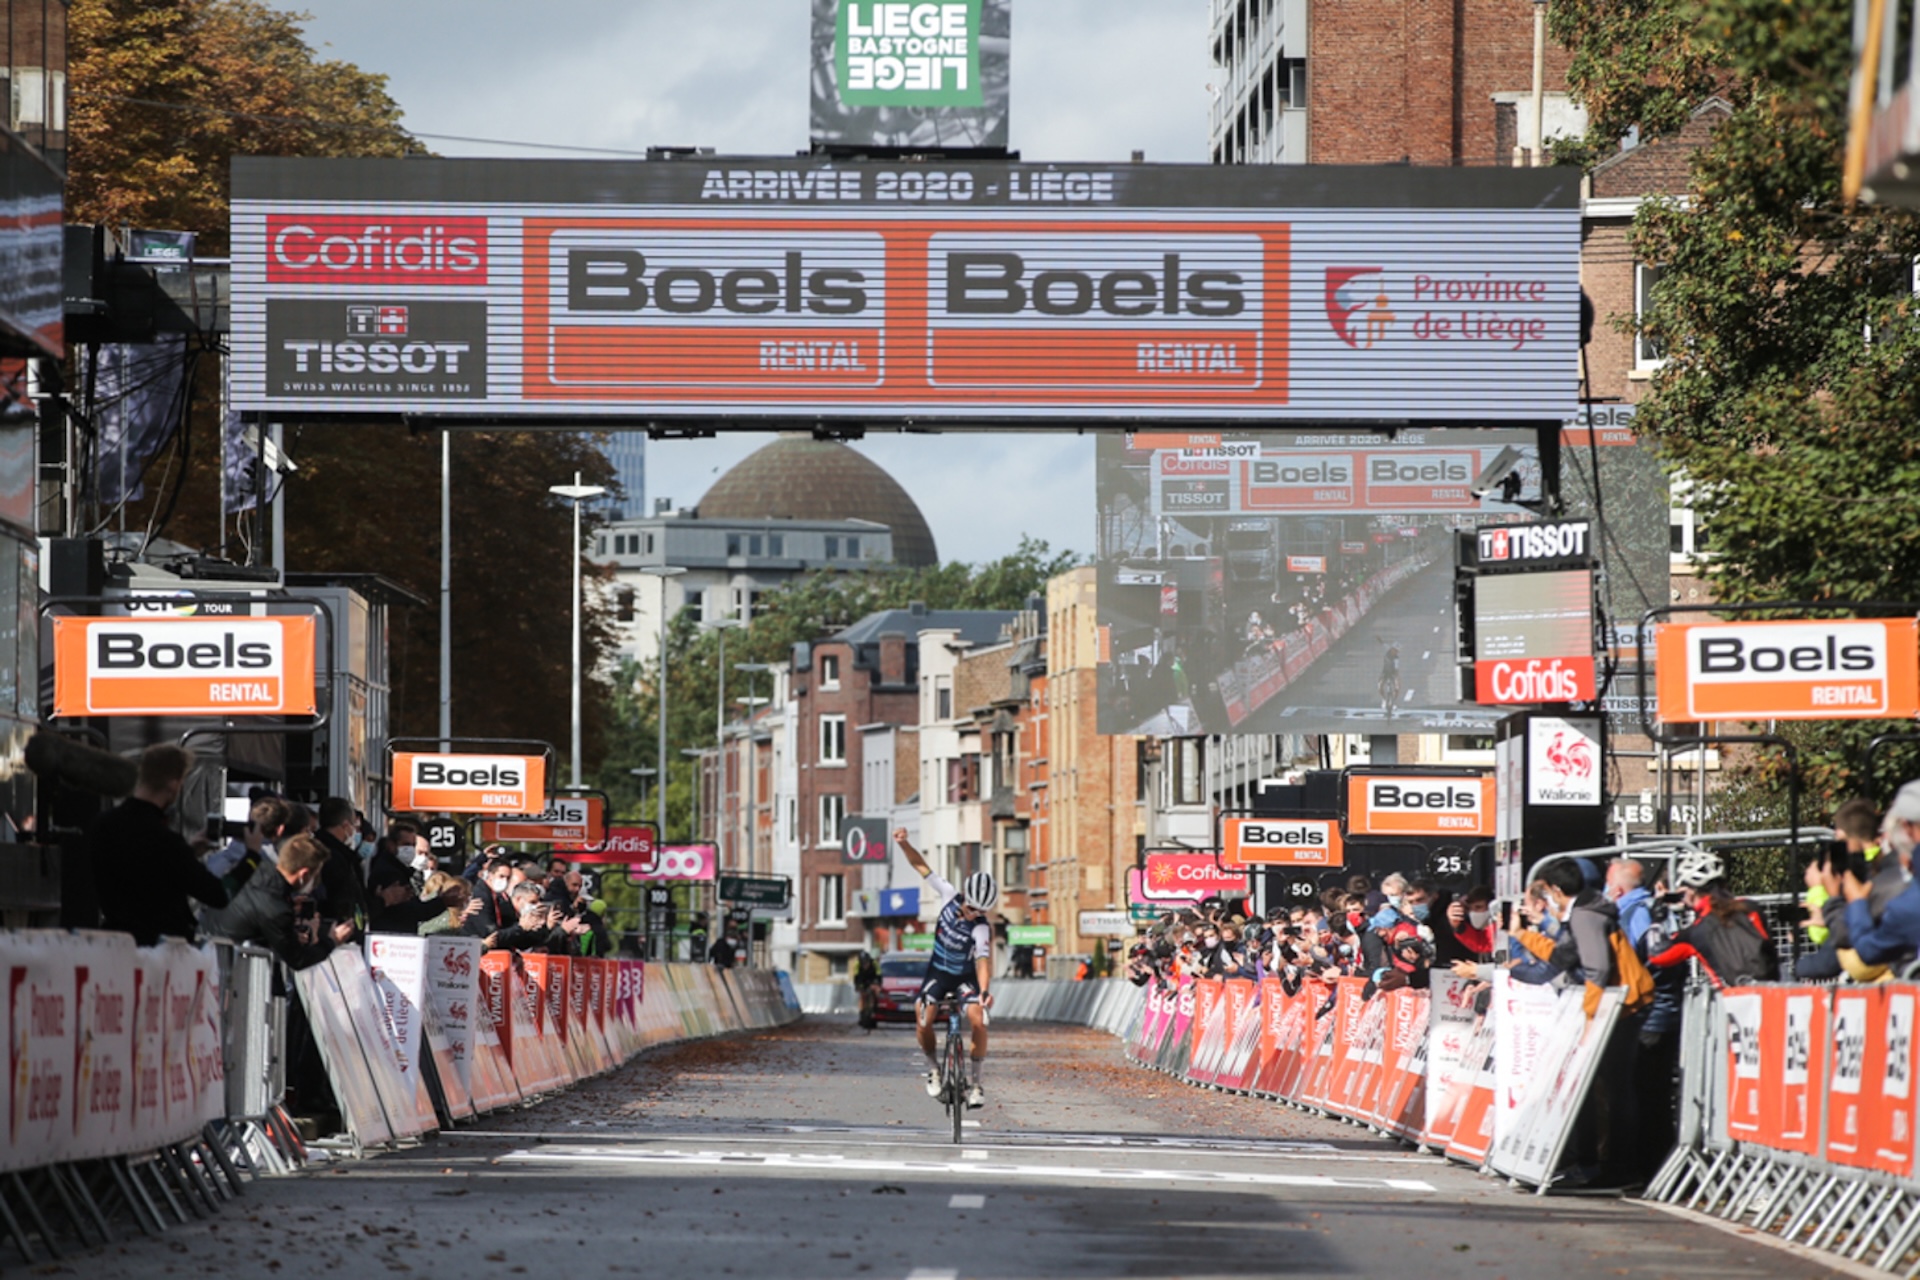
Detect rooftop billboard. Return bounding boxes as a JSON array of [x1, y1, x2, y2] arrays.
[[810, 0, 1012, 150], [228, 158, 1580, 424]]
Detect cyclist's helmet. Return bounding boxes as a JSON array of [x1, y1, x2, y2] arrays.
[[1673, 848, 1726, 890], [962, 872, 999, 911]]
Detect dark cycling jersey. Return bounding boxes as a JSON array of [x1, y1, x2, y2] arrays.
[[927, 872, 993, 976]]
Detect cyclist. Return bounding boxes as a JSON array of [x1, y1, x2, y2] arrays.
[[852, 950, 880, 1031], [893, 828, 995, 1108], [1378, 641, 1402, 712]]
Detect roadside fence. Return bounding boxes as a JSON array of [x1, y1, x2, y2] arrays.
[[0, 929, 800, 1265]]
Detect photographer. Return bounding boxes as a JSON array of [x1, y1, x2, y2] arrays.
[[1798, 796, 1902, 979]]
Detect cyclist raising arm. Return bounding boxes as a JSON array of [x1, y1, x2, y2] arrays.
[[894, 828, 996, 1108]]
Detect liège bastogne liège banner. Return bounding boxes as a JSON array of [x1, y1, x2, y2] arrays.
[[228, 158, 1581, 424]]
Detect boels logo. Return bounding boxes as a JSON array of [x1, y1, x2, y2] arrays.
[[52, 616, 317, 718], [1347, 775, 1494, 837], [1222, 818, 1343, 869], [1655, 619, 1920, 723], [391, 752, 546, 816]]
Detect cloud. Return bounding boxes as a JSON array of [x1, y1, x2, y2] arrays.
[[290, 0, 1192, 563]]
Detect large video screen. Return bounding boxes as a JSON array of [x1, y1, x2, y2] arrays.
[[229, 158, 1578, 424], [1472, 569, 1595, 705], [1097, 428, 1544, 736]]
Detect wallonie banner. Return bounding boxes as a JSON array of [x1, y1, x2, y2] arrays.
[[228, 159, 1580, 424]]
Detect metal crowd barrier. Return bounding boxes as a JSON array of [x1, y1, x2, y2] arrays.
[[0, 927, 799, 1264]]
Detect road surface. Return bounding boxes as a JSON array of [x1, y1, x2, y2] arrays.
[[64, 1017, 1843, 1280]]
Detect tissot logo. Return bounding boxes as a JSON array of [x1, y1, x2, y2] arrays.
[[1477, 520, 1591, 565], [265, 300, 488, 401], [266, 216, 488, 285]]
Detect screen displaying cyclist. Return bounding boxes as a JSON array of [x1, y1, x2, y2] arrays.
[[894, 828, 995, 1109]]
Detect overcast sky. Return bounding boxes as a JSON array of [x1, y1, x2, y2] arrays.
[[291, 0, 1215, 565]]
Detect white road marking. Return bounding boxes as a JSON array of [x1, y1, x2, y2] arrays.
[[499, 1146, 1438, 1194], [907, 1270, 958, 1280], [961, 1150, 989, 1160], [949, 1194, 985, 1209], [1421, 650, 1431, 661]]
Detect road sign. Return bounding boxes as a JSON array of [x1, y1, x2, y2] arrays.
[[1008, 925, 1056, 946], [1078, 911, 1133, 937], [423, 817, 465, 860], [646, 886, 673, 908], [718, 875, 790, 909], [876, 887, 920, 917], [482, 796, 605, 846]]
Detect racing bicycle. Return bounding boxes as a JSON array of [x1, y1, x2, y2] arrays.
[[927, 995, 985, 1144]]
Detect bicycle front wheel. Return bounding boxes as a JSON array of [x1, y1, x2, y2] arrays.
[[946, 1029, 965, 1144]]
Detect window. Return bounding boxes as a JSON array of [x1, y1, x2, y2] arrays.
[[818, 794, 846, 846], [946, 757, 979, 804], [1634, 263, 1668, 370], [934, 678, 953, 721], [644, 533, 654, 555], [1285, 58, 1306, 107], [726, 533, 742, 557], [818, 873, 846, 926], [1439, 734, 1497, 765], [769, 533, 784, 557], [687, 590, 706, 625], [846, 536, 861, 560], [825, 535, 840, 559], [615, 588, 635, 622], [1170, 738, 1204, 806], [820, 654, 841, 689], [596, 536, 607, 555], [749, 534, 763, 556], [820, 714, 847, 765]]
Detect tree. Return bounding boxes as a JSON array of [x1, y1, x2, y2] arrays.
[[67, 0, 422, 246], [65, 2, 621, 755], [593, 538, 1084, 838], [1551, 0, 1920, 808]]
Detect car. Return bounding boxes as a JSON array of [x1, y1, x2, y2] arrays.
[[868, 951, 928, 1024]]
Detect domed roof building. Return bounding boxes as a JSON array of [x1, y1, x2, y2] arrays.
[[698, 436, 938, 568]]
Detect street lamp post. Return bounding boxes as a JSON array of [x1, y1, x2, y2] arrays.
[[550, 472, 608, 789], [734, 662, 773, 877], [637, 565, 687, 838], [628, 765, 657, 821], [1531, 0, 1548, 167]]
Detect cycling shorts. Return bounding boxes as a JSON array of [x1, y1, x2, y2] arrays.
[[917, 967, 982, 1007]]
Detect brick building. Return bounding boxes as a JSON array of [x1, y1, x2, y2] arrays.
[[1208, 0, 1579, 166], [786, 604, 1017, 981]]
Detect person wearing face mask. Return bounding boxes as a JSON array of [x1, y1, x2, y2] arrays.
[[313, 796, 371, 929], [1604, 858, 1653, 952], [1438, 885, 1498, 965], [1835, 784, 1920, 972], [464, 857, 518, 941], [204, 834, 356, 970]]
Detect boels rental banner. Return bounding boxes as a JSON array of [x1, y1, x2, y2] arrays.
[[1655, 618, 1920, 723], [1346, 774, 1494, 838], [229, 159, 1578, 425], [392, 752, 547, 816], [52, 615, 317, 717]]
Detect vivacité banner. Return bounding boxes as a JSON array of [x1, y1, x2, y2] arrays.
[[228, 158, 1580, 424]]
